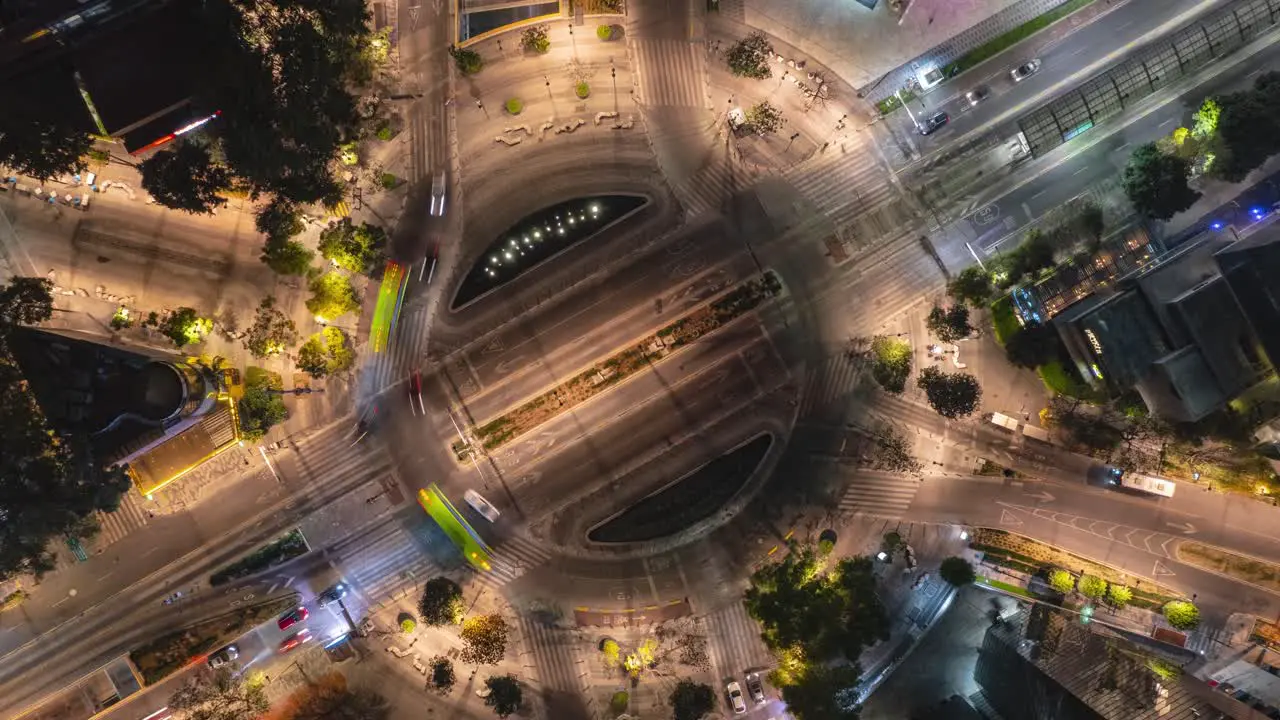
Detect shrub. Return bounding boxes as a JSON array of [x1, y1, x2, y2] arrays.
[[1163, 600, 1201, 630], [610, 691, 629, 713], [376, 125, 394, 141], [1046, 568, 1075, 594], [597, 24, 614, 41], [379, 172, 398, 190], [521, 24, 550, 54], [575, 81, 590, 99], [449, 46, 484, 75], [882, 531, 903, 553], [505, 98, 524, 115], [1107, 584, 1133, 608], [1078, 574, 1108, 599], [401, 618, 417, 634]]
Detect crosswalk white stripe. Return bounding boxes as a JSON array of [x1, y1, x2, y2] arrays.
[[707, 602, 769, 677], [634, 39, 706, 108], [800, 352, 863, 417], [838, 476, 923, 518], [92, 490, 150, 550], [517, 616, 582, 693]]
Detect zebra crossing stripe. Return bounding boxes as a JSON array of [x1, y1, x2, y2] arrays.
[[838, 476, 922, 518], [633, 39, 706, 108]]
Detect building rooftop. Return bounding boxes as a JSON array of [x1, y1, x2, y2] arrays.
[[129, 400, 237, 496]]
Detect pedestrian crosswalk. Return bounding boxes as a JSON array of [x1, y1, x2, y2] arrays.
[[336, 522, 443, 609], [705, 602, 771, 679], [92, 489, 152, 550], [783, 142, 899, 233], [472, 533, 555, 593], [671, 154, 757, 219], [799, 349, 867, 419], [1186, 622, 1226, 657], [515, 614, 585, 695], [631, 38, 708, 109], [837, 472, 924, 520], [361, 302, 431, 398]]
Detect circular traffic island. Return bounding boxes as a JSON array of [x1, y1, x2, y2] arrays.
[[452, 194, 649, 309], [587, 434, 773, 544]]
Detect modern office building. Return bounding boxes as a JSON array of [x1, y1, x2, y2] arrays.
[[1215, 231, 1280, 369]]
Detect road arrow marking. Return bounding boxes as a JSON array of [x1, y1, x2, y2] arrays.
[[495, 357, 523, 375], [1165, 521, 1197, 534], [1025, 490, 1055, 503], [1000, 509, 1024, 526], [1152, 559, 1176, 578]]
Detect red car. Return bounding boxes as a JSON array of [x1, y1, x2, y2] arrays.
[[278, 629, 312, 653], [277, 607, 309, 631], [409, 371, 424, 415]]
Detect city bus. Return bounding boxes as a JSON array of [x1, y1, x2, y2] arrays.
[[369, 260, 409, 353], [1106, 467, 1176, 498], [416, 484, 492, 571]]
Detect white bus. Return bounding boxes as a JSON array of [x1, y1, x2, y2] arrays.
[[1113, 471, 1176, 498]]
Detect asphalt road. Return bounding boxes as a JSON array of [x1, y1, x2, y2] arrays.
[[888, 0, 1230, 164], [931, 13, 1280, 257]]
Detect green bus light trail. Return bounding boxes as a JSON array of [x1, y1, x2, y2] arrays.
[[370, 260, 407, 354], [417, 485, 493, 571]]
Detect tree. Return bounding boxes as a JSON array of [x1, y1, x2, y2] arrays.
[[159, 307, 212, 348], [482, 675, 522, 718], [925, 304, 971, 343], [262, 237, 315, 277], [428, 656, 455, 695], [1070, 203, 1106, 251], [520, 24, 550, 53], [1001, 228, 1057, 284], [168, 667, 267, 720], [1004, 322, 1059, 369], [1047, 568, 1075, 594], [243, 296, 297, 358], [1122, 143, 1201, 220], [601, 638, 622, 670], [670, 680, 715, 720], [286, 683, 390, 720], [1106, 584, 1133, 608], [296, 327, 355, 378], [306, 272, 360, 320], [449, 45, 484, 75], [779, 663, 861, 720], [1078, 574, 1107, 599], [296, 335, 330, 378], [726, 31, 773, 79], [745, 100, 785, 135], [238, 368, 287, 441], [948, 266, 994, 307], [139, 142, 231, 215], [1163, 600, 1201, 630], [939, 556, 976, 586], [460, 613, 509, 665], [745, 544, 888, 663], [0, 69, 92, 182], [871, 424, 922, 474], [0, 354, 131, 581], [869, 336, 911, 394], [916, 366, 981, 419], [0, 277, 54, 329], [255, 197, 305, 241], [1214, 79, 1280, 181], [318, 219, 387, 274], [419, 577, 463, 626]]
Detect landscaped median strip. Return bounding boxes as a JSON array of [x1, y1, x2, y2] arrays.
[[452, 271, 783, 461], [1176, 541, 1280, 594]]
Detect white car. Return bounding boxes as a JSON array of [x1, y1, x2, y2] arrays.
[[430, 171, 447, 216], [464, 489, 500, 522], [1011, 59, 1041, 82], [727, 681, 747, 714]]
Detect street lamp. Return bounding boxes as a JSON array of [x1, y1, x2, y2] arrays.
[[611, 62, 617, 114], [568, 22, 577, 59]]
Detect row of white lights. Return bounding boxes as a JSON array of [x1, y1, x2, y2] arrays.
[[484, 204, 603, 278]]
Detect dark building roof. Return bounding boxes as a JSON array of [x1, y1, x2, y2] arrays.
[[1217, 229, 1280, 369], [1063, 289, 1170, 389]]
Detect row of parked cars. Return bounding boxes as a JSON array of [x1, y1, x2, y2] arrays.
[[206, 583, 350, 669], [916, 59, 1041, 136], [726, 671, 768, 714]]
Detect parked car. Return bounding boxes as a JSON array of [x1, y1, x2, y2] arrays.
[[317, 583, 349, 607], [965, 86, 990, 106], [278, 629, 313, 653], [745, 672, 766, 704], [726, 681, 747, 714], [207, 645, 239, 669], [917, 111, 949, 136], [464, 489, 501, 522], [1011, 59, 1041, 82], [277, 606, 309, 630]]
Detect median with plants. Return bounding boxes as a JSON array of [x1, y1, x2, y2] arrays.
[[453, 272, 782, 460], [209, 528, 309, 586]]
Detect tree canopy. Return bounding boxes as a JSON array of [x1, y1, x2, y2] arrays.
[[916, 366, 982, 419], [1004, 322, 1060, 369], [1122, 143, 1200, 220], [670, 680, 715, 720], [0, 277, 55, 327], [238, 367, 287, 441], [0, 68, 92, 182], [871, 424, 921, 474], [744, 544, 889, 664], [159, 307, 212, 348], [1163, 600, 1201, 630], [726, 31, 773, 79], [925, 304, 971, 343], [948, 266, 994, 307], [283, 683, 390, 720], [745, 101, 785, 134], [318, 220, 386, 274], [869, 336, 911, 394], [939, 556, 976, 586], [296, 327, 354, 378], [305, 272, 360, 320], [482, 675, 522, 718], [460, 613, 509, 665], [262, 238, 315, 277], [778, 662, 862, 720], [419, 577, 463, 626], [168, 667, 268, 720], [428, 656, 455, 695], [256, 197, 306, 241], [139, 142, 231, 215], [243, 296, 297, 358]]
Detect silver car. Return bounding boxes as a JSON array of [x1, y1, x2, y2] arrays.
[[1011, 59, 1041, 82], [430, 172, 447, 216], [464, 489, 500, 522], [727, 681, 747, 714]]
